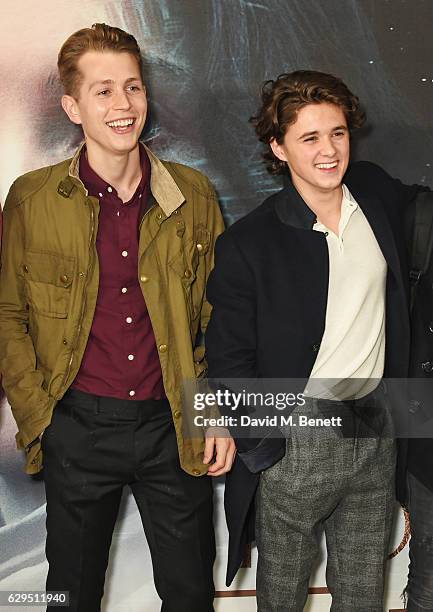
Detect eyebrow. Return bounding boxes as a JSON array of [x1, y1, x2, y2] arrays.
[[298, 125, 347, 140], [88, 77, 142, 90]]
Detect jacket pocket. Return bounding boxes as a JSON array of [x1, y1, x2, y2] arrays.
[[24, 251, 75, 318], [169, 226, 211, 321]]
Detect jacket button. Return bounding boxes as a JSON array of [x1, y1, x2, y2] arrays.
[[196, 243, 203, 252], [184, 270, 192, 278], [140, 275, 149, 283], [159, 344, 167, 353], [192, 469, 201, 476], [422, 361, 433, 373], [311, 343, 320, 353], [60, 274, 69, 283], [173, 410, 181, 419], [429, 322, 433, 333], [23, 265, 29, 273], [156, 212, 163, 220], [62, 339, 68, 345]]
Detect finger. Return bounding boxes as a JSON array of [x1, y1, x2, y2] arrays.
[[220, 440, 237, 474], [203, 436, 215, 464], [207, 439, 232, 475], [227, 441, 237, 468]]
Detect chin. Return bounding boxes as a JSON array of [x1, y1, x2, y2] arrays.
[[110, 140, 140, 154], [318, 181, 341, 192]]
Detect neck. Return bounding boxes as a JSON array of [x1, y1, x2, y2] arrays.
[[86, 142, 142, 202], [295, 182, 343, 222]]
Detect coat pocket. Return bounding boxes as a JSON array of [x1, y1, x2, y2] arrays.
[[24, 250, 75, 318], [169, 226, 211, 321]]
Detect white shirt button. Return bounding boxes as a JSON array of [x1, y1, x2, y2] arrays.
[[126, 317, 133, 323], [128, 354, 135, 361], [121, 287, 128, 294], [122, 250, 128, 257], [129, 390, 135, 397], [117, 211, 120, 217], [107, 186, 113, 193], [98, 192, 103, 198]]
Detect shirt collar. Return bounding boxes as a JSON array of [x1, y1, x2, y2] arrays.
[[78, 143, 150, 203], [313, 184, 358, 235], [68, 141, 185, 216], [342, 183, 358, 210]]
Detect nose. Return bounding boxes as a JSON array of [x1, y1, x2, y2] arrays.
[[320, 136, 337, 157], [113, 88, 131, 110]]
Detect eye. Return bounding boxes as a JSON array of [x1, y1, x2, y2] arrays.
[[127, 85, 141, 93], [304, 136, 318, 143], [333, 130, 346, 137], [97, 89, 110, 96]]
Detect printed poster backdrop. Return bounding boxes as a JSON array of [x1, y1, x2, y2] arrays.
[[1, 1, 433, 610]]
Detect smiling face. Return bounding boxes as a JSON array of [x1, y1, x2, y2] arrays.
[[270, 102, 350, 202], [61, 50, 147, 158]]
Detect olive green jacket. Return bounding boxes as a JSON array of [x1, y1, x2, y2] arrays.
[[0, 144, 224, 475]]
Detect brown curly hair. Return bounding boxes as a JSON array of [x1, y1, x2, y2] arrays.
[[58, 23, 143, 99], [250, 70, 366, 174]]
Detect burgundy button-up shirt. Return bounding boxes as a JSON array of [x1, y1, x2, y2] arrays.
[[72, 145, 165, 400]]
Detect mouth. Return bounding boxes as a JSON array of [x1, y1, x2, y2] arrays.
[[315, 161, 339, 171], [106, 117, 136, 134]]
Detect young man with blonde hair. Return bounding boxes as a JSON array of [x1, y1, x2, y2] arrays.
[[0, 23, 234, 612]]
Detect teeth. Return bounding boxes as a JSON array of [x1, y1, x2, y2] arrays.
[[316, 162, 337, 169], [107, 118, 134, 128]]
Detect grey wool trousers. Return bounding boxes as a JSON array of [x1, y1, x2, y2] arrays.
[[255, 403, 396, 612]]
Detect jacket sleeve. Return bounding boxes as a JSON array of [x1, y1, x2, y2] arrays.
[[205, 230, 257, 379], [0, 184, 53, 450], [205, 230, 285, 472], [198, 179, 225, 339]]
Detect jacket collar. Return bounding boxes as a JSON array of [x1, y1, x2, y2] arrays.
[[65, 141, 185, 216], [273, 175, 317, 230]]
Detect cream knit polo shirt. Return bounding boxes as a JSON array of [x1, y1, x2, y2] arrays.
[[307, 185, 387, 400]]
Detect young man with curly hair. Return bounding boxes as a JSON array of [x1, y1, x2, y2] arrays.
[[206, 70, 422, 611]]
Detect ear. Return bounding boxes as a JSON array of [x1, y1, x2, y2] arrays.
[[270, 138, 288, 164], [61, 94, 82, 126]]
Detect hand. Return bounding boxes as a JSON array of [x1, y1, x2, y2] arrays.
[[203, 428, 236, 476]]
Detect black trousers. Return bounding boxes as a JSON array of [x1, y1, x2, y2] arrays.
[[42, 388, 215, 612]]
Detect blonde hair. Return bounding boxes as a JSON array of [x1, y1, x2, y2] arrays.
[[58, 23, 143, 98]]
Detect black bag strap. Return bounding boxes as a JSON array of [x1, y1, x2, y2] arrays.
[[408, 192, 433, 311]]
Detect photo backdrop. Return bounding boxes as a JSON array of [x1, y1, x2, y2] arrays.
[[1, 1, 433, 610]]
